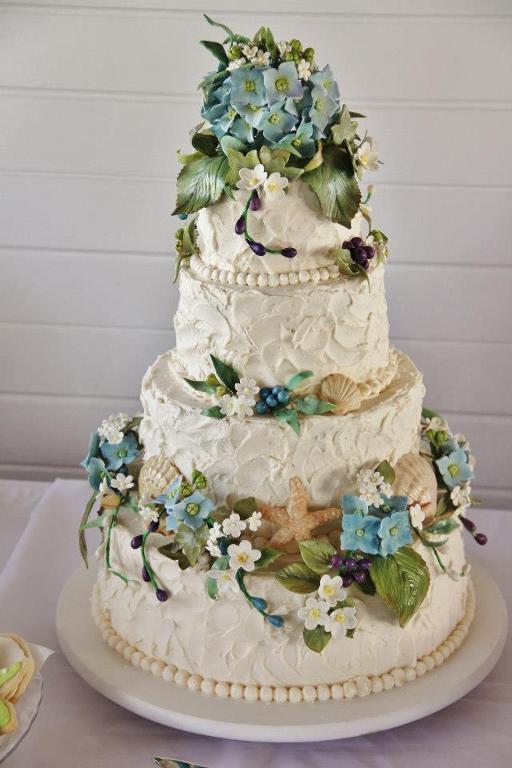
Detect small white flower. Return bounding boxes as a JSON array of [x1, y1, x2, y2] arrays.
[[219, 394, 238, 417], [110, 473, 134, 493], [379, 482, 393, 498], [277, 40, 292, 57], [208, 521, 223, 541], [98, 412, 129, 445], [206, 523, 223, 558], [233, 396, 255, 418], [227, 540, 262, 572], [263, 172, 289, 201], [139, 504, 159, 526], [360, 487, 383, 508], [242, 44, 258, 60], [235, 377, 259, 399], [424, 416, 446, 432], [227, 57, 246, 71], [296, 58, 311, 80], [95, 477, 110, 501], [247, 510, 263, 532], [206, 539, 222, 558], [298, 597, 330, 631], [252, 49, 271, 67], [409, 503, 426, 531], [451, 485, 472, 509], [222, 513, 247, 539], [236, 163, 267, 192], [356, 468, 381, 489], [318, 575, 347, 608], [207, 568, 239, 595], [356, 138, 379, 174], [325, 606, 358, 638]]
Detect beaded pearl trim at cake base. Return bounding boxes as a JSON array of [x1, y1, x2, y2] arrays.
[[91, 580, 474, 705]]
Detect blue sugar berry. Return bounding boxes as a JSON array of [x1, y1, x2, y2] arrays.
[[266, 395, 278, 408], [255, 400, 269, 415], [251, 597, 267, 611], [260, 387, 272, 399], [267, 615, 284, 628], [277, 390, 290, 404], [272, 386, 283, 395]]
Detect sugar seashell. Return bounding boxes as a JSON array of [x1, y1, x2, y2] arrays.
[[0, 634, 35, 704], [393, 453, 438, 519], [138, 455, 179, 500], [319, 374, 362, 415]]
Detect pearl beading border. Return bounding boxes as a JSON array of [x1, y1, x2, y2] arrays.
[[91, 581, 474, 705], [189, 254, 345, 288]]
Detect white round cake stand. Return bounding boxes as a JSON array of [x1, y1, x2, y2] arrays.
[[56, 562, 507, 743]]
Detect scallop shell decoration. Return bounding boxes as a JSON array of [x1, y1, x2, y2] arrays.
[[319, 373, 362, 415], [138, 455, 179, 500], [393, 453, 438, 520]]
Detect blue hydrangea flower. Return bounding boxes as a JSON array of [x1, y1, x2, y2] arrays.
[[342, 494, 369, 515], [309, 85, 338, 134], [441, 438, 461, 454], [201, 82, 231, 125], [85, 457, 107, 491], [260, 103, 298, 142], [155, 476, 183, 508], [379, 495, 408, 515], [263, 62, 303, 106], [237, 102, 266, 129], [378, 511, 412, 557], [309, 65, 340, 101], [276, 120, 316, 158], [100, 432, 139, 471], [165, 491, 215, 532], [230, 68, 266, 108], [341, 513, 381, 555], [436, 449, 475, 489], [229, 116, 254, 143], [80, 431, 101, 470]]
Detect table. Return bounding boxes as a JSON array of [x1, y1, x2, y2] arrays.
[[0, 479, 510, 767]]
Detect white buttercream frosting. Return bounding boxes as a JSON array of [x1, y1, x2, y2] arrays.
[[174, 263, 390, 385], [140, 349, 424, 508], [196, 180, 364, 274], [93, 516, 470, 689]]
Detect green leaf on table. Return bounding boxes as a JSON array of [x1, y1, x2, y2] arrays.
[[273, 408, 301, 435], [255, 548, 283, 570], [174, 522, 210, 567], [303, 142, 361, 228], [184, 378, 217, 395], [286, 370, 314, 392], [233, 497, 258, 517], [276, 562, 320, 594], [201, 406, 225, 419], [423, 517, 460, 535], [173, 155, 228, 216], [191, 130, 219, 157], [200, 40, 229, 65], [375, 460, 395, 485], [303, 625, 331, 653], [370, 546, 430, 627], [293, 396, 335, 415], [210, 355, 240, 394], [78, 491, 97, 568], [299, 540, 336, 575]]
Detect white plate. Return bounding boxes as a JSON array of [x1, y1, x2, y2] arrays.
[[56, 562, 507, 743]]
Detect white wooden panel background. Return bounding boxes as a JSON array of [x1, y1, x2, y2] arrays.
[[0, 0, 511, 509]]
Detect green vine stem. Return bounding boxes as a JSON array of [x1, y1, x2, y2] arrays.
[[237, 192, 297, 258], [105, 507, 128, 584], [78, 490, 97, 568], [235, 570, 284, 627]]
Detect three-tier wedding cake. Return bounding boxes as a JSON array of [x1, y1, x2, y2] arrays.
[[79, 17, 486, 703]]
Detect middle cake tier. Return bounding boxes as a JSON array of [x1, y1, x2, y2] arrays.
[[140, 348, 424, 508], [174, 261, 391, 386]]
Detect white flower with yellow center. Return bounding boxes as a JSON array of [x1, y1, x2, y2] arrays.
[[451, 485, 472, 510], [236, 163, 268, 192], [298, 597, 330, 631], [318, 575, 347, 608], [219, 394, 238, 417], [207, 568, 239, 595], [297, 58, 311, 81], [252, 49, 271, 67], [263, 172, 289, 201], [227, 540, 261, 572], [235, 377, 259, 402], [233, 396, 255, 419], [242, 44, 259, 60], [139, 504, 159, 526], [110, 473, 134, 493], [247, 510, 263, 532], [325, 606, 358, 638], [227, 57, 246, 71], [409, 503, 426, 531], [222, 513, 247, 539], [356, 138, 379, 174]]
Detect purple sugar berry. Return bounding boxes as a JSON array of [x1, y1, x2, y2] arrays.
[[330, 554, 343, 569], [249, 190, 261, 211], [475, 532, 488, 545], [249, 241, 266, 256], [156, 588, 168, 602], [364, 245, 375, 259], [281, 247, 297, 259], [352, 247, 367, 265], [344, 557, 356, 571], [353, 570, 367, 584], [351, 237, 364, 248], [342, 573, 354, 588], [460, 515, 476, 533], [142, 566, 151, 582], [342, 240, 354, 251], [148, 519, 159, 533], [235, 215, 246, 235], [359, 558, 372, 570], [361, 258, 370, 270], [131, 534, 143, 549]]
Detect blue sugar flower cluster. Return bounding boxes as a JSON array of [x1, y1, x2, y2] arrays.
[[202, 62, 340, 154], [341, 494, 412, 557]]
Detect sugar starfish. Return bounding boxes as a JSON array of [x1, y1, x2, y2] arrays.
[[260, 477, 341, 548]]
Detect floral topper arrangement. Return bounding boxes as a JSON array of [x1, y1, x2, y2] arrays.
[[173, 16, 384, 264], [79, 409, 486, 655]]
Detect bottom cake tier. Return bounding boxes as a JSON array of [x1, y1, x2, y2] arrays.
[[91, 514, 473, 701]]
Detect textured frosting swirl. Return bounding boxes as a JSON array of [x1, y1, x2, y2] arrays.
[[196, 180, 364, 274], [174, 264, 390, 385], [140, 349, 424, 508]]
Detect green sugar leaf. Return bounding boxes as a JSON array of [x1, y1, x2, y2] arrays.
[[254, 547, 283, 571], [286, 370, 314, 392], [276, 562, 320, 594], [191, 130, 219, 157], [233, 497, 258, 517], [174, 522, 210, 567], [273, 408, 301, 435], [173, 155, 228, 216], [201, 406, 225, 419], [303, 625, 331, 653], [200, 40, 229, 65], [293, 395, 335, 415], [78, 490, 97, 568], [370, 546, 430, 627], [184, 378, 217, 395], [299, 539, 336, 575], [423, 517, 460, 535], [210, 355, 240, 394], [303, 143, 361, 228], [375, 459, 396, 485]]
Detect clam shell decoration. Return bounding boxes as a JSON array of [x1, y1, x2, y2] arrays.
[[319, 373, 362, 415], [138, 455, 179, 500], [393, 452, 438, 520], [0, 634, 35, 704]]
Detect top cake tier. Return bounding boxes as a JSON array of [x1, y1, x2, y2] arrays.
[[196, 180, 363, 276]]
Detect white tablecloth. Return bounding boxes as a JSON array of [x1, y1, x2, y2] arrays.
[[0, 479, 510, 767]]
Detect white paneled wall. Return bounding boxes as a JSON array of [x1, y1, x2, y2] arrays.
[[0, 0, 511, 508]]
